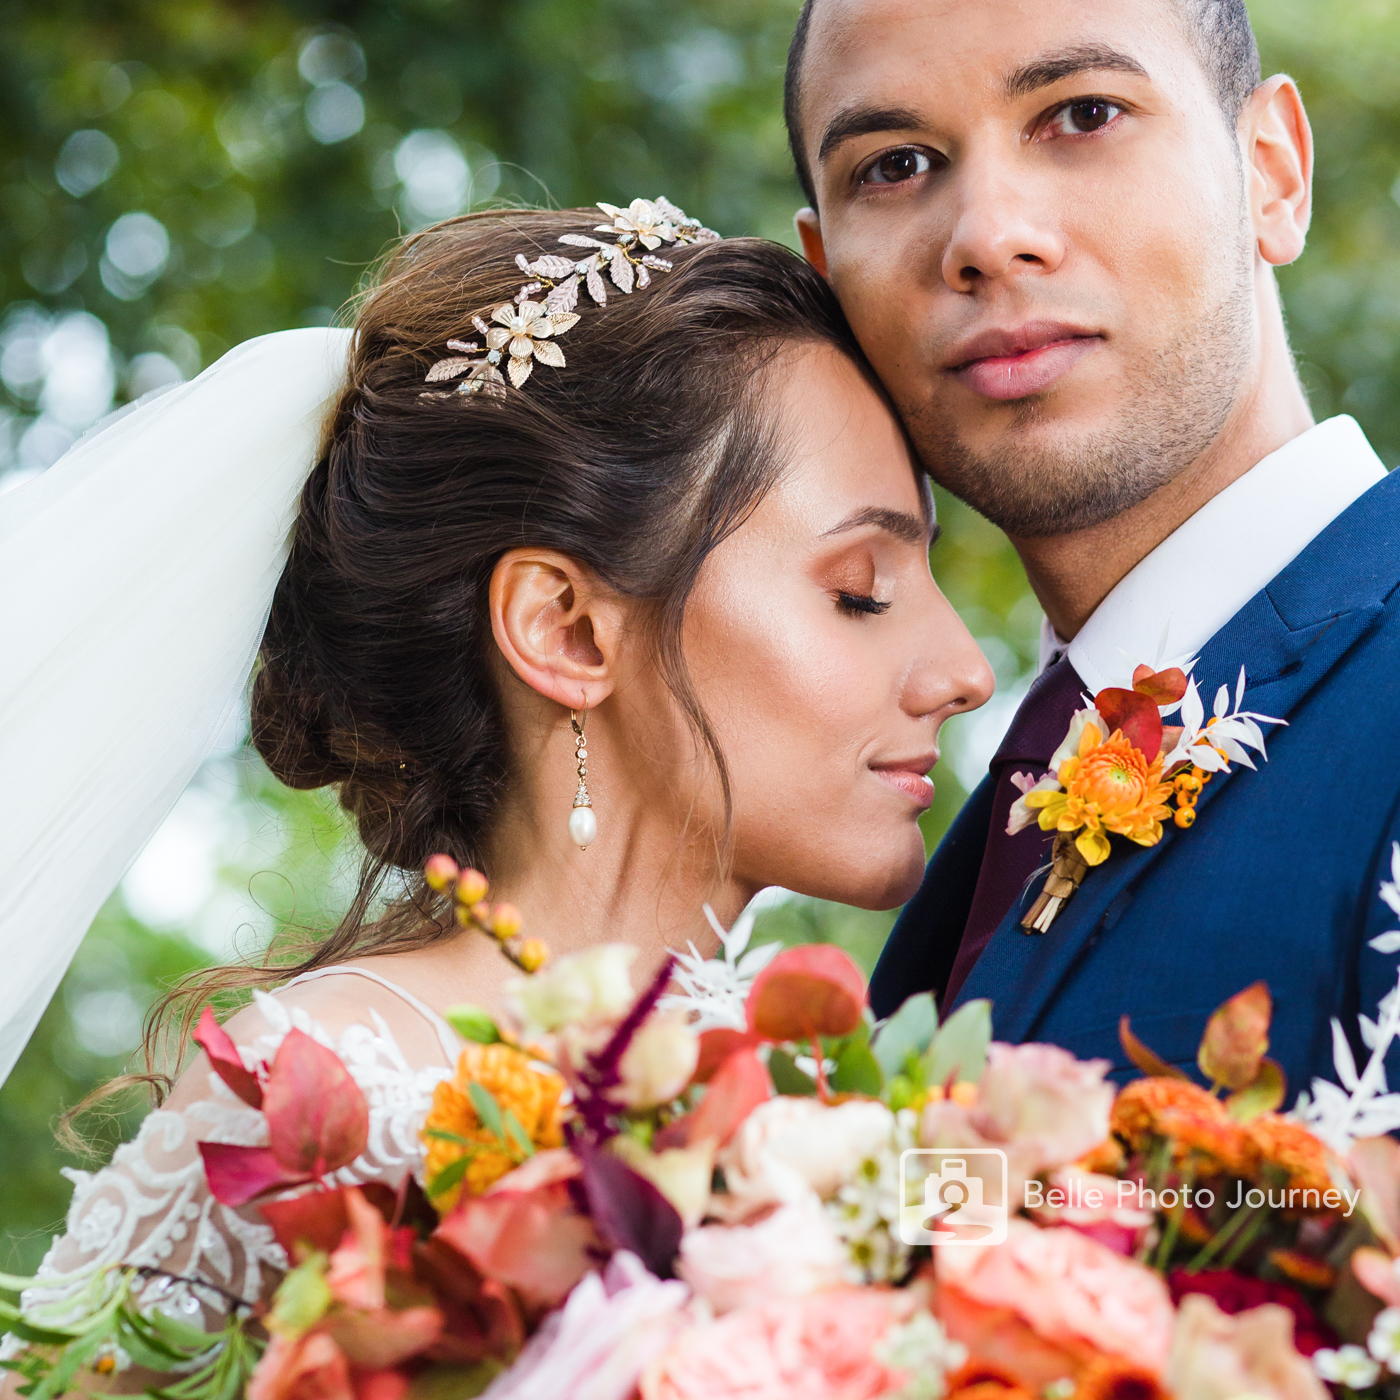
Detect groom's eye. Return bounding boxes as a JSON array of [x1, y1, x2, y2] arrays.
[[1042, 99, 1125, 139], [861, 148, 932, 186]]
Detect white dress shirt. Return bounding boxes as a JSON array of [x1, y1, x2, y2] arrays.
[[1039, 415, 1388, 692]]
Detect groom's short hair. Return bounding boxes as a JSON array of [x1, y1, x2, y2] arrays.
[[784, 0, 1262, 207]]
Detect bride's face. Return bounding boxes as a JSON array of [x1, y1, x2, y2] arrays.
[[672, 342, 994, 908]]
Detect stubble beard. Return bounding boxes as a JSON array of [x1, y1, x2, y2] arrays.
[[905, 251, 1257, 540]]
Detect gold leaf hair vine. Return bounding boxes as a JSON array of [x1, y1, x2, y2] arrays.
[[423, 197, 719, 399]]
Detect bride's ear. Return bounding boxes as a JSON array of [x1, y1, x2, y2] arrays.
[[794, 209, 828, 278], [489, 548, 621, 710]]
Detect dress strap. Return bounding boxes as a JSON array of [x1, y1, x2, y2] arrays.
[[281, 966, 462, 1066]]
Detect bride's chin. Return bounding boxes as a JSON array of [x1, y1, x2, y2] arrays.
[[798, 830, 927, 912]]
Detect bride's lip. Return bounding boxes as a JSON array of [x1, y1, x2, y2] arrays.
[[872, 755, 938, 810]]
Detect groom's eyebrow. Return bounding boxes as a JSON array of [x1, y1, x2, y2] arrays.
[[824, 507, 935, 547], [817, 105, 926, 165], [1003, 44, 1151, 100]]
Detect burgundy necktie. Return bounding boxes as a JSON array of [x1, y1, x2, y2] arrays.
[[942, 656, 1086, 1007]]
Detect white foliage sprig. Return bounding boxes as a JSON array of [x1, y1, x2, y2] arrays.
[[1161, 665, 1284, 774], [1295, 845, 1400, 1150], [659, 903, 781, 1032]]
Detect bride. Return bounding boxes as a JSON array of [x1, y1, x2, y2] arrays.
[[4, 200, 991, 1357]]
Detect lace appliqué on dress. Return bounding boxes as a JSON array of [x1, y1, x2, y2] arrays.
[[17, 990, 452, 1331]]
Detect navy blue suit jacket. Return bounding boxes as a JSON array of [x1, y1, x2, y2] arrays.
[[871, 467, 1400, 1096]]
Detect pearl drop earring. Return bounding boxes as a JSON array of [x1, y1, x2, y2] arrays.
[[568, 710, 596, 849]]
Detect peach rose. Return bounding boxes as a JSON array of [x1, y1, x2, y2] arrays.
[[641, 1288, 911, 1400], [677, 1194, 846, 1313], [936, 1220, 1174, 1372], [1165, 1293, 1327, 1400], [975, 1043, 1114, 1176], [712, 1096, 894, 1221], [248, 1331, 353, 1400]]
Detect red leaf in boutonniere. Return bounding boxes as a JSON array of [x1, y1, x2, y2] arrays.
[[1009, 663, 1282, 934], [1093, 687, 1165, 759]]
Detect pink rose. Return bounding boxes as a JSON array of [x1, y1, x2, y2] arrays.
[[641, 1288, 910, 1400], [1028, 1166, 1154, 1255], [712, 1097, 894, 1222], [248, 1331, 354, 1400], [975, 1042, 1114, 1175], [1166, 1293, 1327, 1400], [678, 1195, 846, 1313], [480, 1252, 690, 1400], [936, 1220, 1174, 1372]]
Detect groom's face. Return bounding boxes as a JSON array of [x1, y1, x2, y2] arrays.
[[792, 0, 1258, 538]]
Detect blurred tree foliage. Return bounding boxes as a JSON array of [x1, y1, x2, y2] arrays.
[[1, 0, 1397, 1271]]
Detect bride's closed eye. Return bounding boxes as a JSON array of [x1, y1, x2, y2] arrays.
[[835, 590, 892, 616]]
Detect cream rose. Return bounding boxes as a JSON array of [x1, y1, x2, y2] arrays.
[[713, 1096, 895, 1221]]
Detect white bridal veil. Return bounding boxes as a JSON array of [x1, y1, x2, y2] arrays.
[[0, 327, 352, 1085]]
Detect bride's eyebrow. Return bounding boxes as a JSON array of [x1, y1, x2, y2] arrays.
[[822, 507, 935, 547]]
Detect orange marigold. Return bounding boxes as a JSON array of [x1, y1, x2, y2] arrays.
[[1111, 1078, 1257, 1178], [421, 1042, 566, 1210], [1246, 1115, 1335, 1205]]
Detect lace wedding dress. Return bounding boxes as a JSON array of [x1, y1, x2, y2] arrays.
[[13, 968, 462, 1337]]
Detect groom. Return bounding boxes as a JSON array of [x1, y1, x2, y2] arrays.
[[786, 0, 1400, 1091]]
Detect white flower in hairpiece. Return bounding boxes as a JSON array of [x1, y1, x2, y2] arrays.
[[485, 300, 581, 388], [421, 195, 718, 397], [596, 198, 675, 250]]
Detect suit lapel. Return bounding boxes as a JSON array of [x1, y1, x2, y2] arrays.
[[957, 467, 1400, 1042]]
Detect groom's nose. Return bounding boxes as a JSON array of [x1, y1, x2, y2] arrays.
[[939, 155, 1066, 294]]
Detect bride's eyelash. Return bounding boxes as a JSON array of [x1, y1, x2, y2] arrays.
[[836, 591, 892, 616]]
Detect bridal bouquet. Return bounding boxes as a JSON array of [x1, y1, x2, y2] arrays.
[[10, 854, 1400, 1400]]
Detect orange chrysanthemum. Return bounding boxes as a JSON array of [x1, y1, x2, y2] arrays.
[[1024, 723, 1173, 866], [1267, 1248, 1337, 1289], [1246, 1115, 1336, 1205], [945, 1361, 1033, 1400], [1111, 1078, 1258, 1178], [1077, 1137, 1127, 1176], [1073, 1355, 1170, 1400], [421, 1041, 566, 1211]]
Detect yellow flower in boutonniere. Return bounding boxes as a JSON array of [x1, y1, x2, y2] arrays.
[[1009, 663, 1283, 933], [1023, 719, 1174, 866]]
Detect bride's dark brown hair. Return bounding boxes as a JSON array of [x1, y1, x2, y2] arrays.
[[99, 206, 867, 1106]]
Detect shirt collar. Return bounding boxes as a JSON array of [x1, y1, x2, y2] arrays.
[[1043, 416, 1387, 693]]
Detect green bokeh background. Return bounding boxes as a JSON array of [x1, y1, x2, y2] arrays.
[[1, 0, 1397, 1271]]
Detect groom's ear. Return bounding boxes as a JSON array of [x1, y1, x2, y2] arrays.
[[795, 209, 829, 278], [488, 548, 621, 712]]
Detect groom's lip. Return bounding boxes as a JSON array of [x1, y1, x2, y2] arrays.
[[871, 754, 939, 809], [945, 322, 1103, 401]]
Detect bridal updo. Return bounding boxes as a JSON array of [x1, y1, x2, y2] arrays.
[[248, 207, 861, 956]]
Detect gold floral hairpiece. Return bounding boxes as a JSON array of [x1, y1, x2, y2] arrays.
[[422, 197, 719, 399]]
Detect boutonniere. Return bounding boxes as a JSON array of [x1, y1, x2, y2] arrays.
[[1008, 663, 1283, 933]]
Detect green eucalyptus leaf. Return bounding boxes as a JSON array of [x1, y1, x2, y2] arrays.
[[922, 999, 992, 1088], [830, 1039, 883, 1096], [428, 1154, 475, 1198], [445, 1005, 501, 1045], [767, 1047, 817, 1096], [871, 992, 937, 1078], [467, 1081, 506, 1140], [268, 1254, 331, 1337], [502, 1109, 534, 1157]]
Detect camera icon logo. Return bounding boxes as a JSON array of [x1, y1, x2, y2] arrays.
[[898, 1148, 1008, 1247]]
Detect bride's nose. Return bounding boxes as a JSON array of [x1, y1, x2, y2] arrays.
[[905, 604, 996, 720]]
